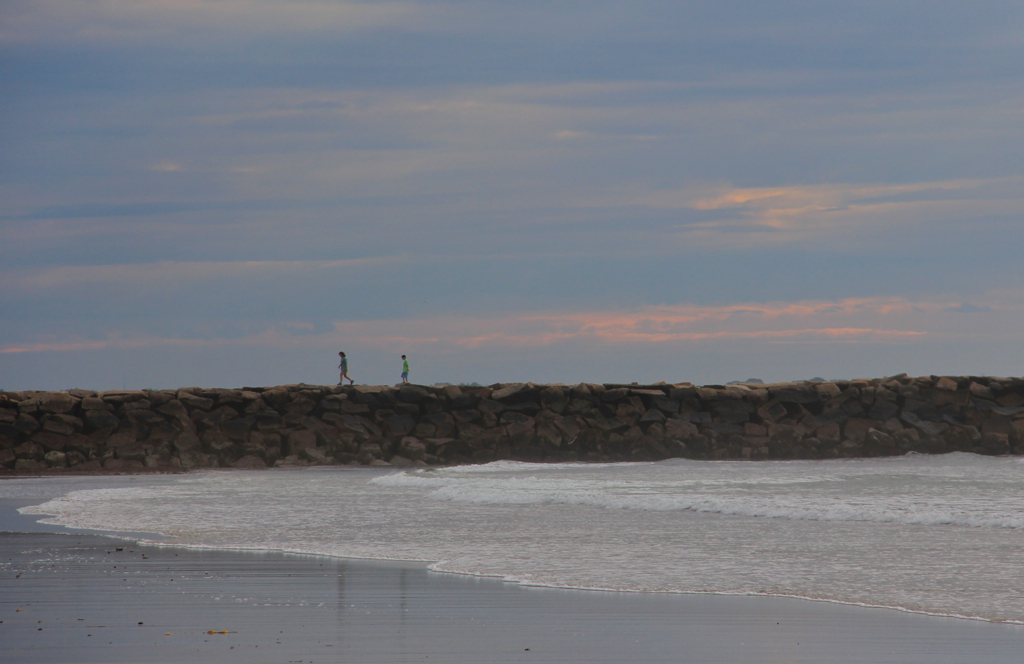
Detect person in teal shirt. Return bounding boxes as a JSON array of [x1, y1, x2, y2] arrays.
[[338, 351, 353, 385], [401, 355, 409, 384]]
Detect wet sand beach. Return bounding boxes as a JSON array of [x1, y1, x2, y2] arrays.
[[3, 525, 1023, 664]]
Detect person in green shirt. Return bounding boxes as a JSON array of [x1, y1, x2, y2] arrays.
[[401, 355, 409, 384], [338, 351, 353, 385]]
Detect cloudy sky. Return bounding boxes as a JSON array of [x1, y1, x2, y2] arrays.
[[3, 1, 1024, 390]]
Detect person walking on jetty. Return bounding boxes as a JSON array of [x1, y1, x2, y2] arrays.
[[338, 351, 353, 385], [401, 354, 410, 384]]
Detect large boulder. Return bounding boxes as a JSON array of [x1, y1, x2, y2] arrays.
[[43, 450, 67, 467], [664, 419, 699, 439], [178, 392, 214, 411], [553, 416, 581, 442], [397, 436, 427, 460], [357, 442, 383, 463], [221, 418, 255, 441], [288, 430, 318, 454], [709, 400, 753, 423], [491, 383, 530, 401], [31, 431, 68, 451], [174, 431, 201, 453], [84, 409, 120, 431], [301, 447, 330, 464], [158, 400, 197, 432], [39, 392, 78, 414], [397, 386, 429, 403], [42, 414, 81, 436], [13, 413, 41, 435], [422, 412, 455, 438], [381, 413, 416, 438], [769, 385, 820, 404]]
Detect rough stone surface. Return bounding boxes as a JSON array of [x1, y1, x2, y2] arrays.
[[3, 376, 1024, 472]]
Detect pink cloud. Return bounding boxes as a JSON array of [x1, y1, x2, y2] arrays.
[[1, 296, 964, 355]]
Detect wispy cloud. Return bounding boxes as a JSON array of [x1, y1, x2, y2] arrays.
[[1, 258, 399, 292], [2, 296, 952, 355], [589, 177, 1024, 241], [1, 0, 433, 45], [328, 299, 936, 349]]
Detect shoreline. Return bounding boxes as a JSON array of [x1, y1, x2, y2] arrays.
[[4, 529, 1024, 664], [6, 483, 1023, 629], [5, 480, 1024, 663]]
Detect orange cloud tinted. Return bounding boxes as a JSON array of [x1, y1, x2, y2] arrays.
[[1, 296, 947, 355]]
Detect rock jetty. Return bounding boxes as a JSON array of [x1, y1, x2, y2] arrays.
[[2, 375, 1023, 473]]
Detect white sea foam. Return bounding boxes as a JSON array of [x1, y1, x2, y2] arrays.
[[11, 453, 1024, 623], [370, 453, 1024, 529]]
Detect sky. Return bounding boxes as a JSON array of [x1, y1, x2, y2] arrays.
[[2, 0, 1024, 390]]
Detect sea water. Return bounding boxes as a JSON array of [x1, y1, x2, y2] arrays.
[[11, 452, 1024, 623]]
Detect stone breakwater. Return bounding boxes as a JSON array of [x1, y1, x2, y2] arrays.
[[2, 375, 1024, 473]]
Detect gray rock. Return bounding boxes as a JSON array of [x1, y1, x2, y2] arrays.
[[756, 401, 788, 423], [104, 458, 144, 470], [397, 436, 427, 460], [31, 431, 68, 451], [477, 399, 506, 415], [285, 396, 316, 415], [13, 413, 41, 435], [709, 400, 753, 423], [124, 410, 165, 430], [649, 396, 679, 414], [639, 409, 666, 424], [273, 455, 308, 468], [222, 418, 255, 441], [601, 388, 630, 402], [261, 388, 291, 409], [505, 421, 535, 440], [17, 396, 43, 414], [491, 383, 529, 401], [178, 392, 214, 411], [84, 409, 120, 430], [321, 394, 348, 411], [43, 450, 67, 467], [969, 382, 994, 399], [397, 386, 429, 403], [101, 390, 147, 404], [81, 397, 112, 411], [537, 424, 561, 446], [382, 413, 416, 438], [254, 411, 284, 428], [158, 400, 197, 432], [389, 455, 415, 468], [174, 431, 201, 452], [301, 447, 329, 463], [39, 392, 78, 414], [769, 386, 820, 404], [868, 399, 900, 421], [500, 411, 535, 426], [357, 442, 383, 463], [288, 430, 318, 454], [553, 416, 581, 441], [814, 383, 842, 399], [42, 416, 78, 436], [664, 419, 698, 440]]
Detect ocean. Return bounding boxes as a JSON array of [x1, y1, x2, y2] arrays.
[[9, 452, 1024, 624]]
